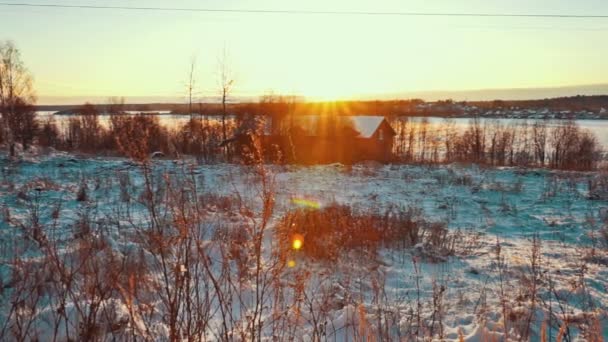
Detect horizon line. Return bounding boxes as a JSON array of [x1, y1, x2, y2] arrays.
[[35, 83, 608, 106]]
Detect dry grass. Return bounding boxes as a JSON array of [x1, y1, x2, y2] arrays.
[[275, 203, 452, 263]]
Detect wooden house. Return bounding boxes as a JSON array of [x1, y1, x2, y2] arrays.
[[226, 115, 396, 164]]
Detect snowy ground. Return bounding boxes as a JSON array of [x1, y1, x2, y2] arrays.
[[1, 153, 607, 341]]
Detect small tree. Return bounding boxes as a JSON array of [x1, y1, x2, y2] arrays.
[[532, 120, 547, 167], [76, 102, 101, 151], [107, 96, 125, 115], [6, 97, 37, 151], [217, 49, 234, 146], [38, 117, 59, 148], [113, 115, 167, 163], [0, 41, 36, 157], [186, 57, 197, 120]]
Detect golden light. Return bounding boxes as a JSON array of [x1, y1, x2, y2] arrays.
[[287, 260, 296, 268], [292, 197, 321, 209], [292, 234, 304, 251]]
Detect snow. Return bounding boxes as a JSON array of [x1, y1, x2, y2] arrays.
[[0, 154, 607, 340]]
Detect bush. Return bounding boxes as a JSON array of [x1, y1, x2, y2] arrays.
[[111, 114, 170, 161], [170, 118, 224, 161], [549, 121, 601, 171], [76, 182, 88, 202], [275, 204, 451, 263], [588, 173, 608, 200], [37, 118, 60, 148], [393, 118, 602, 171]]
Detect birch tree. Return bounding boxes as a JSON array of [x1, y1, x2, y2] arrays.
[[0, 41, 36, 157]]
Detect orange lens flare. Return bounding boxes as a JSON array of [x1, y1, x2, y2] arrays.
[[292, 234, 304, 250]]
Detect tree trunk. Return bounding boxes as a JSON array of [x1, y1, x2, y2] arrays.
[[222, 90, 228, 158]]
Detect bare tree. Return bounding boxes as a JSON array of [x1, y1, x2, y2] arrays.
[[532, 120, 547, 167], [77, 102, 101, 151], [6, 97, 37, 151], [187, 56, 197, 120], [107, 96, 125, 115], [442, 118, 456, 162], [181, 57, 213, 158], [418, 117, 429, 162], [217, 49, 234, 145], [0, 41, 36, 157]]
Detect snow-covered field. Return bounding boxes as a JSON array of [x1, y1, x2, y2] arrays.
[[1, 153, 607, 341]]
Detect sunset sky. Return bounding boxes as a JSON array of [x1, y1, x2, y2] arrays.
[[2, 0, 608, 103]]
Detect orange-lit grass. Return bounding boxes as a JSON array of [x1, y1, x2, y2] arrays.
[[275, 203, 449, 263]]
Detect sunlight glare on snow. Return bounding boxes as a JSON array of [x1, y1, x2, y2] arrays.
[[292, 197, 321, 209]]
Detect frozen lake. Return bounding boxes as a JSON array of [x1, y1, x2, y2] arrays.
[[36, 111, 216, 130], [36, 112, 608, 150]]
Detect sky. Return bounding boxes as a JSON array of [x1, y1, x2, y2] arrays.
[[2, 0, 608, 104]]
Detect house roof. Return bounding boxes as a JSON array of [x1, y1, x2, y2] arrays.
[[270, 115, 392, 138], [350, 116, 386, 138]]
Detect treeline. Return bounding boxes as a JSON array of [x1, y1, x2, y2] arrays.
[[31, 103, 241, 162], [2, 104, 605, 171], [393, 118, 603, 171]]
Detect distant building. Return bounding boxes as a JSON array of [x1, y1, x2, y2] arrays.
[[226, 115, 396, 164]]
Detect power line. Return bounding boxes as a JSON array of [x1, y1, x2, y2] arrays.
[[1, 2, 608, 19]]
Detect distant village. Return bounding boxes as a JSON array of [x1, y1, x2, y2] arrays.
[[413, 101, 608, 120]]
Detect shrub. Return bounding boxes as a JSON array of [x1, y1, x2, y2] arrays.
[[588, 172, 608, 200], [111, 114, 170, 162], [275, 204, 451, 263], [392, 118, 603, 171], [76, 182, 88, 202], [37, 118, 60, 148]]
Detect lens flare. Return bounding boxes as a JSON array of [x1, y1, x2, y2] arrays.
[[292, 234, 304, 250], [292, 197, 321, 209], [287, 260, 296, 268]]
